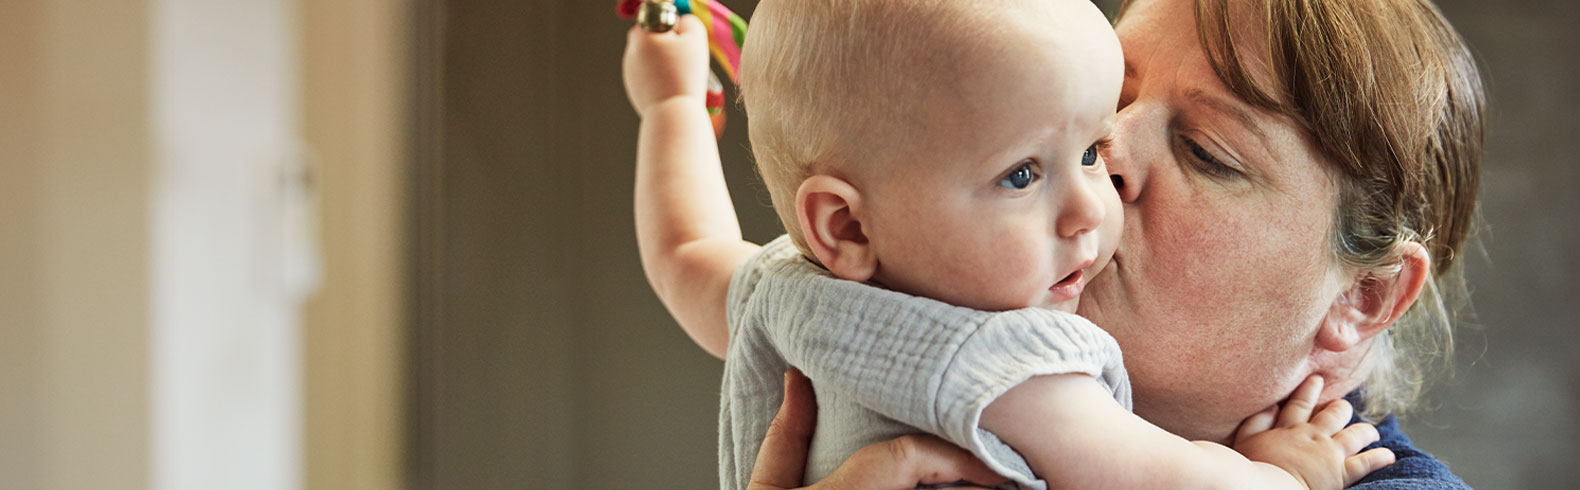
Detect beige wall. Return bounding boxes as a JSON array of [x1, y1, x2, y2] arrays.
[[0, 0, 152, 489], [0, 2, 46, 488], [300, 1, 409, 489], [1, 1, 409, 489]]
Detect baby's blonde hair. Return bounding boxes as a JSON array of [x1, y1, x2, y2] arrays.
[[740, 0, 1006, 253]]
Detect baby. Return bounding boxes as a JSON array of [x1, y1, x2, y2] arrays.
[[622, 0, 1393, 489]]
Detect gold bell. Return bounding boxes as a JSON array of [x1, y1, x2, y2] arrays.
[[637, 0, 679, 33]]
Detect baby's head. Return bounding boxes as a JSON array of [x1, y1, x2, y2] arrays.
[[741, 0, 1123, 313]]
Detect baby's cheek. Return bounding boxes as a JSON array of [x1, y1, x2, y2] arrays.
[[1000, 240, 1055, 302], [934, 242, 1033, 310], [1098, 212, 1123, 263]]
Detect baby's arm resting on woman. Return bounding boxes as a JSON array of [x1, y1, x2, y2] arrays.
[[623, 17, 758, 359], [982, 375, 1393, 490]]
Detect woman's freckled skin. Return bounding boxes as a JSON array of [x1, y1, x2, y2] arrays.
[[1077, 0, 1351, 443]]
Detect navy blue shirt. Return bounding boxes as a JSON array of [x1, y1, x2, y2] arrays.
[[1348, 392, 1471, 489]]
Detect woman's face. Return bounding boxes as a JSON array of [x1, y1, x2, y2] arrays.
[[1077, 0, 1351, 443]]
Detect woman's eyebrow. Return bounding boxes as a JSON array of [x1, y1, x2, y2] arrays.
[[1184, 87, 1272, 151]]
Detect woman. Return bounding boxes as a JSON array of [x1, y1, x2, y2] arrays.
[[749, 0, 1483, 487]]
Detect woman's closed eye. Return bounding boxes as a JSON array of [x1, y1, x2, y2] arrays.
[[998, 160, 1039, 190], [1180, 136, 1241, 179]]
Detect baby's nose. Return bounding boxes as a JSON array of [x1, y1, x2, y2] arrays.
[[1057, 178, 1106, 238]]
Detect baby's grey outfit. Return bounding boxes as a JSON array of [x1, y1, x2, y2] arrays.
[[719, 236, 1131, 490]]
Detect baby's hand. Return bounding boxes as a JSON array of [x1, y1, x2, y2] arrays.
[[622, 14, 711, 118], [1232, 376, 1396, 490]]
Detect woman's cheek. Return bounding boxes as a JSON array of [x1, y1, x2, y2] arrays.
[[1149, 204, 1291, 337]]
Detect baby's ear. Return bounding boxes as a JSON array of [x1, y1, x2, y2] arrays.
[[796, 175, 877, 281], [1316, 242, 1432, 353]]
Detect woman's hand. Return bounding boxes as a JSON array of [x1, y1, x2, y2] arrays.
[[621, 14, 710, 118], [748, 369, 1008, 490]]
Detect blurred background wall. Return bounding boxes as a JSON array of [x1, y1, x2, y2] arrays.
[[1, 1, 152, 488], [410, 1, 1578, 489], [299, 0, 409, 489], [1406, 1, 1580, 486], [1, 0, 406, 489]]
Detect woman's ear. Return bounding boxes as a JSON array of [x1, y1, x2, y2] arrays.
[[796, 175, 877, 281], [1317, 241, 1432, 353]]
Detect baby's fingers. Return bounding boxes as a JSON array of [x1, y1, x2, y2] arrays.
[[1333, 422, 1381, 455], [1276, 375, 1324, 427], [1343, 447, 1396, 487], [1311, 398, 1355, 434], [1233, 406, 1277, 443]]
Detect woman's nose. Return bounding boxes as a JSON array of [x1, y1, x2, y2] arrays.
[[1104, 101, 1160, 204]]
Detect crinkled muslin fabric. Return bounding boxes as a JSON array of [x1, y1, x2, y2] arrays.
[[717, 235, 1131, 490]]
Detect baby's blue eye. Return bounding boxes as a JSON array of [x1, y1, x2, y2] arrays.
[[1081, 145, 1099, 166], [999, 162, 1036, 190]]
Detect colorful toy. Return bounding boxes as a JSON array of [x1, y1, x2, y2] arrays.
[[620, 0, 747, 137]]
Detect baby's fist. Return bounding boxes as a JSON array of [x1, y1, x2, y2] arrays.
[[622, 15, 711, 117]]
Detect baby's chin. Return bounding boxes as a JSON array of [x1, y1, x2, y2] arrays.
[[1020, 291, 1080, 313], [1047, 297, 1080, 314]]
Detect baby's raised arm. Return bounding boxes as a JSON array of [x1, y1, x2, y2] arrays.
[[983, 374, 1394, 489], [623, 18, 757, 359]]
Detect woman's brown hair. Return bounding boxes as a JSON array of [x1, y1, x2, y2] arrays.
[[1176, 0, 1486, 418]]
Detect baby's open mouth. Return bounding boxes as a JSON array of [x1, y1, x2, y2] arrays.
[[1054, 269, 1083, 289], [1048, 258, 1093, 303]]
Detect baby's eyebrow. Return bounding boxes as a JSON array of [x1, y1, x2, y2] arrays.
[[1184, 87, 1271, 148]]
